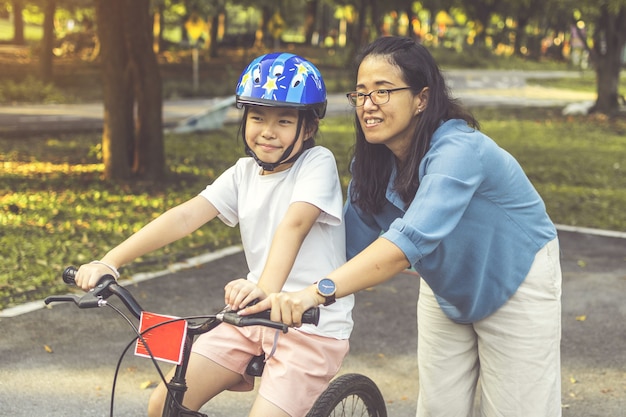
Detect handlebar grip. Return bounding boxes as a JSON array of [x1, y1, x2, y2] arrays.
[[63, 266, 78, 285], [301, 307, 320, 326], [241, 307, 320, 326]]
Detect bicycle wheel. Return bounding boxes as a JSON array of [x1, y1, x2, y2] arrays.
[[306, 373, 387, 417]]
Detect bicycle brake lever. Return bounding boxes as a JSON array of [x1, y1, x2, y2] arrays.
[[44, 295, 81, 305], [44, 291, 105, 309]]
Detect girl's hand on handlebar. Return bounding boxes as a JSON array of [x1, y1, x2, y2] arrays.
[[239, 287, 320, 327], [224, 279, 267, 311], [75, 263, 116, 291]]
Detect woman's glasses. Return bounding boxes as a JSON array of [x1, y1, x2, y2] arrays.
[[346, 87, 412, 107]]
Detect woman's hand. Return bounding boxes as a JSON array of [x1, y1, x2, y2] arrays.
[[239, 286, 321, 327], [224, 279, 267, 311]]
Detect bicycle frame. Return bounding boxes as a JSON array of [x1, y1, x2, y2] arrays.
[[44, 267, 316, 417], [160, 315, 234, 417], [45, 267, 388, 417]]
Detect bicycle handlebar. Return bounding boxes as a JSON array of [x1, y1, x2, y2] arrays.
[[45, 266, 144, 318], [45, 266, 320, 331]]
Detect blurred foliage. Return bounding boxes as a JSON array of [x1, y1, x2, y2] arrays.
[[0, 44, 579, 105], [0, 75, 68, 103]]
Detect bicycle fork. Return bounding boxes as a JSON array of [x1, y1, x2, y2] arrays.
[[161, 333, 206, 417]]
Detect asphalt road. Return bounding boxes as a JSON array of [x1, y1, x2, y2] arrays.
[[0, 229, 624, 416]]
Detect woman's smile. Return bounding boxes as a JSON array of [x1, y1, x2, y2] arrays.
[[363, 116, 383, 127]]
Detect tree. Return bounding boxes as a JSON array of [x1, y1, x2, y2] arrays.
[[587, 2, 626, 115], [303, 0, 318, 45], [95, 0, 164, 180], [505, 0, 548, 58], [557, 0, 626, 115], [35, 0, 95, 98], [39, 0, 55, 82], [12, 0, 25, 44]]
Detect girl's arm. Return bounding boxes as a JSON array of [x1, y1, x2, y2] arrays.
[[241, 236, 410, 325], [75, 195, 219, 290], [224, 201, 321, 310]]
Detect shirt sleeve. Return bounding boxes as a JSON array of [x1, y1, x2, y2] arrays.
[[198, 162, 241, 227], [291, 147, 344, 226], [383, 134, 485, 264]]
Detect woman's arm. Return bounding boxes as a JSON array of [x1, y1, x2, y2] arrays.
[[240, 236, 410, 326], [75, 195, 219, 290], [224, 201, 321, 310]]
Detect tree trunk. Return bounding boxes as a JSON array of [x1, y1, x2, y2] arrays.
[[473, 9, 491, 47], [12, 0, 24, 45], [95, 0, 164, 180], [303, 0, 317, 45], [405, 4, 416, 39], [95, 0, 134, 180], [592, 5, 626, 116], [123, 0, 164, 180], [514, 15, 529, 58], [40, 0, 55, 83], [356, 0, 369, 49], [209, 12, 219, 58], [370, 0, 382, 38]]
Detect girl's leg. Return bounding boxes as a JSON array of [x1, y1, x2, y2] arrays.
[[416, 278, 480, 417], [249, 395, 291, 417], [475, 238, 562, 417], [147, 352, 244, 417]]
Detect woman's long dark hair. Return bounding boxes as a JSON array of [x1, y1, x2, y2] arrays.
[[349, 36, 478, 214]]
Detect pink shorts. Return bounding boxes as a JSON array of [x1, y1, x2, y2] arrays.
[[192, 323, 349, 417]]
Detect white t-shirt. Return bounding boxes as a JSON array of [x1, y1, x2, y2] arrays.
[[199, 146, 354, 339]]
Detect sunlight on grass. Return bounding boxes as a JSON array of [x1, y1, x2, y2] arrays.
[[2, 160, 102, 175]]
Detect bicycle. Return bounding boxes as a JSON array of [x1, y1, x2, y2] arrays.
[[45, 267, 387, 417]]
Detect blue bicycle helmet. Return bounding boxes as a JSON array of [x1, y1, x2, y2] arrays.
[[235, 52, 327, 119]]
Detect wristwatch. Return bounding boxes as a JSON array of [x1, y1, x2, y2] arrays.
[[316, 278, 336, 306]]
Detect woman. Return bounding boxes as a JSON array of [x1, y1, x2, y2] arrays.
[[243, 37, 562, 416]]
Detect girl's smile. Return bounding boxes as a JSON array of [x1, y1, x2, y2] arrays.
[[245, 106, 306, 172]]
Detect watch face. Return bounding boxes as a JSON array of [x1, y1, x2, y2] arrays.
[[318, 278, 336, 296]]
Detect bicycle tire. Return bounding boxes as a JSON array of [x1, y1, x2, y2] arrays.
[[306, 373, 387, 417]]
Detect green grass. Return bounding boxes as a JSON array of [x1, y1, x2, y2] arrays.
[[1, 108, 625, 311], [527, 71, 626, 96]]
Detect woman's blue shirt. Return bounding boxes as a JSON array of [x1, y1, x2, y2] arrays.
[[344, 119, 557, 323]]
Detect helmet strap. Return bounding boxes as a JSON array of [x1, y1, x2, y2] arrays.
[[242, 108, 310, 172]]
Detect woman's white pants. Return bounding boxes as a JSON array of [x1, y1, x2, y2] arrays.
[[416, 238, 562, 417]]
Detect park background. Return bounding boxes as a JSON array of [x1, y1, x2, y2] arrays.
[[0, 1, 625, 312]]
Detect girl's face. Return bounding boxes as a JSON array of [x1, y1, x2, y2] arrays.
[[245, 106, 310, 173], [355, 55, 425, 161]]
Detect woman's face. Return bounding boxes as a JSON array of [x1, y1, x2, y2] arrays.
[[355, 55, 424, 160], [245, 106, 308, 173]]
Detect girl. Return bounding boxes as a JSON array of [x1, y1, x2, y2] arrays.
[[75, 53, 354, 417]]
